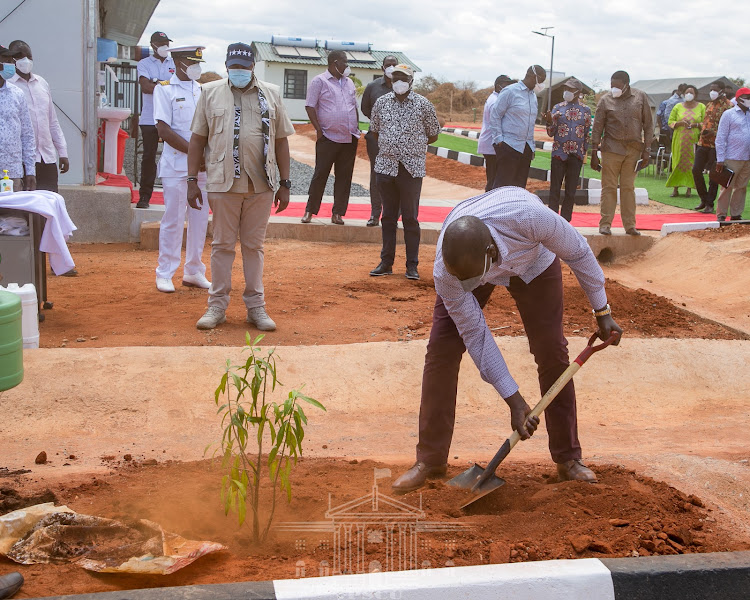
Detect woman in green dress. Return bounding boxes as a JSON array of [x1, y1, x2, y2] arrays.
[[666, 85, 706, 197]]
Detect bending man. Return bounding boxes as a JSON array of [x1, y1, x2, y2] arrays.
[[392, 187, 622, 493]]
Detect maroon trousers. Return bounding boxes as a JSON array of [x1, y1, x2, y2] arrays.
[[416, 258, 581, 465]]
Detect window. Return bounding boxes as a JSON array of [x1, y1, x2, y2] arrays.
[[284, 69, 307, 99]]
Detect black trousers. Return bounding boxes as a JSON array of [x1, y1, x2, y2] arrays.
[[549, 155, 583, 222], [492, 142, 533, 188], [377, 163, 422, 269], [365, 131, 382, 219], [34, 160, 59, 193], [483, 154, 497, 192], [305, 135, 358, 216], [692, 146, 719, 206], [139, 124, 160, 201]]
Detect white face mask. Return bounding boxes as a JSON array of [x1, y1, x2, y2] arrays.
[[611, 86, 623, 99], [155, 45, 169, 58], [336, 63, 351, 78], [709, 90, 720, 101], [185, 63, 202, 81], [392, 80, 410, 95], [534, 81, 545, 93], [741, 98, 750, 109], [563, 90, 575, 102], [384, 66, 395, 79], [459, 250, 493, 292], [684, 92, 695, 102], [15, 57, 32, 75]]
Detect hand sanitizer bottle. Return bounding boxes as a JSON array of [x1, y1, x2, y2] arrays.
[[0, 170, 13, 193]]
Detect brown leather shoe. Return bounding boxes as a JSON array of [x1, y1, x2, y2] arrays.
[[331, 213, 345, 225], [392, 462, 447, 494], [557, 459, 598, 483], [625, 227, 641, 236], [301, 212, 313, 223]]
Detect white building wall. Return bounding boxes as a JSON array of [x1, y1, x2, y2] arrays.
[[0, 0, 96, 185], [258, 62, 383, 122]]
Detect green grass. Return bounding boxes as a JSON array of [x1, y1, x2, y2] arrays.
[[430, 133, 480, 154]]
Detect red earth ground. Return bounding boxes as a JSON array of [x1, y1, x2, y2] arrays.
[[37, 240, 744, 349], [2, 458, 748, 598]]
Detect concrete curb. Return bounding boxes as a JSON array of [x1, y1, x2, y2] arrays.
[[661, 219, 750, 236], [34, 551, 750, 599]]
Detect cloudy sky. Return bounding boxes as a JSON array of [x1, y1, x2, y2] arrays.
[[139, 0, 748, 90]]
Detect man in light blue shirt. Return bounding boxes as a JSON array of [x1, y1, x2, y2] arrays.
[[715, 87, 750, 221], [488, 65, 546, 189]]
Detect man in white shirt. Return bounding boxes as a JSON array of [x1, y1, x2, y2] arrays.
[[391, 187, 623, 494], [0, 44, 35, 191], [478, 75, 514, 191], [136, 31, 175, 208], [152, 46, 210, 293], [8, 41, 68, 193]]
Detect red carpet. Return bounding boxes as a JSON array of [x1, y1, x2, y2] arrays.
[[96, 174, 714, 231]]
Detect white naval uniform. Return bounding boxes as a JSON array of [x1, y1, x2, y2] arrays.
[[153, 74, 209, 281]]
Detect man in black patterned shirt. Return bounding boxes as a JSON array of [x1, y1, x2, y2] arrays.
[[368, 65, 440, 281]]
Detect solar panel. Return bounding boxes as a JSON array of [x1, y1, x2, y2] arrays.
[[274, 45, 300, 58], [296, 47, 321, 58], [346, 51, 376, 63]]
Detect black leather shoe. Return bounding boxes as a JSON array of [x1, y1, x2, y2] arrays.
[[0, 572, 23, 599], [731, 215, 743, 221], [301, 212, 313, 223], [392, 462, 448, 494], [366, 217, 379, 227], [701, 205, 714, 214], [693, 202, 706, 211], [405, 267, 419, 280], [331, 214, 345, 225], [135, 199, 150, 209], [370, 262, 392, 276], [598, 226, 611, 236]]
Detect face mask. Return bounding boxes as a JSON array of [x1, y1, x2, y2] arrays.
[[185, 63, 202, 81], [684, 93, 695, 102], [563, 90, 575, 102], [336, 64, 351, 78], [741, 98, 750, 109], [459, 250, 493, 292], [709, 90, 720, 101], [534, 81, 545, 93], [14, 57, 32, 75], [228, 68, 253, 88], [154, 45, 169, 58], [611, 86, 623, 99], [392, 80, 410, 95], [0, 63, 16, 79], [384, 66, 395, 79]]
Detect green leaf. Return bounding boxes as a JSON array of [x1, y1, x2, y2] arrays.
[[232, 478, 247, 498], [231, 373, 244, 393], [253, 334, 265, 346], [238, 493, 246, 525], [268, 446, 278, 466], [299, 394, 326, 411], [296, 404, 308, 425]]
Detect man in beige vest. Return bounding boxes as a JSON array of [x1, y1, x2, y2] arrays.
[[187, 42, 295, 331]]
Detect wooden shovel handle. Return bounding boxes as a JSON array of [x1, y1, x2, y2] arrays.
[[472, 331, 619, 491]]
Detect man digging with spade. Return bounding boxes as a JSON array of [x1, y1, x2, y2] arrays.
[[392, 187, 623, 494]]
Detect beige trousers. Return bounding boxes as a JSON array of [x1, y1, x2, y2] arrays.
[[716, 159, 750, 219], [206, 189, 274, 311], [599, 145, 641, 230]]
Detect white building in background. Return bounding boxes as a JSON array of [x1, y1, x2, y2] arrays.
[[0, 0, 160, 185], [250, 37, 421, 121]]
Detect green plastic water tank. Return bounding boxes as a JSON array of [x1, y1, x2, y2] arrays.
[[0, 289, 23, 391]]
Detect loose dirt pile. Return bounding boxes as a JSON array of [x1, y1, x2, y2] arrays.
[[2, 458, 747, 597], [38, 240, 744, 348]]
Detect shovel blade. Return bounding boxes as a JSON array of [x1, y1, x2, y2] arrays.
[[447, 463, 506, 509]]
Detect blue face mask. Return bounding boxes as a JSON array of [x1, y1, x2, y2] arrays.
[[1, 63, 16, 80], [228, 68, 253, 88]]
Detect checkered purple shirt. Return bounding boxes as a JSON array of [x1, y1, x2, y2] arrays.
[[434, 187, 608, 399], [305, 71, 360, 144]]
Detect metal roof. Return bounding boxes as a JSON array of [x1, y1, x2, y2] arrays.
[[632, 76, 733, 107], [251, 42, 421, 72], [100, 0, 161, 46]]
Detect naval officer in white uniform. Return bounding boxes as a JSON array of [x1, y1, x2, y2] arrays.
[[153, 45, 211, 293]]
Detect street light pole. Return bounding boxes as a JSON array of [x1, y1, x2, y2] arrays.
[[532, 27, 555, 112]]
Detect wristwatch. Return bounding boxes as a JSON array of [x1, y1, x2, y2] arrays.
[[279, 179, 292, 189]]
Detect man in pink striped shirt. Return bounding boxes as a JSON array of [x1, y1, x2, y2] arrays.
[[301, 50, 360, 225]]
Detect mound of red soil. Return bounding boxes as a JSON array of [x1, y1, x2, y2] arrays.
[[4, 458, 747, 597]]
